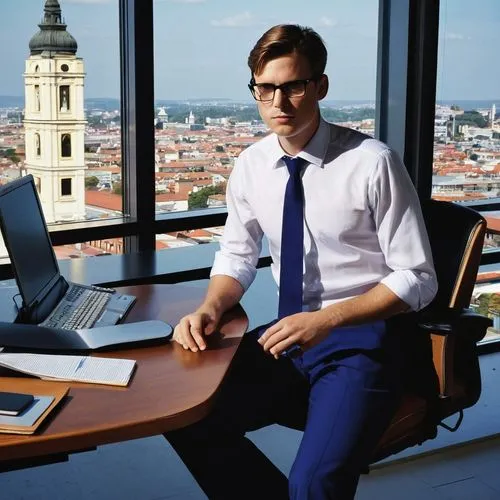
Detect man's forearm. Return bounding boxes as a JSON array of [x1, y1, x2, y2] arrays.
[[200, 274, 245, 317], [320, 283, 411, 330]]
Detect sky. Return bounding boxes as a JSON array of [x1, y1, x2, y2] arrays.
[[0, 0, 498, 102]]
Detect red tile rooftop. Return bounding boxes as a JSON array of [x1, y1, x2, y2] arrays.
[[54, 244, 108, 260], [178, 229, 214, 238], [156, 240, 169, 250], [85, 190, 122, 212], [177, 172, 212, 180], [158, 160, 209, 168], [485, 216, 500, 235], [156, 184, 191, 202], [87, 165, 121, 173], [477, 271, 500, 283], [192, 179, 213, 187], [155, 172, 177, 179], [432, 193, 487, 202]]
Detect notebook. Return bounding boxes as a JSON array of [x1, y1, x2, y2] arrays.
[[0, 379, 69, 435], [0, 175, 173, 351]]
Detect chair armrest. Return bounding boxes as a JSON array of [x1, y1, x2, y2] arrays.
[[418, 308, 492, 343]]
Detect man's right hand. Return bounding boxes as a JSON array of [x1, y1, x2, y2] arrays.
[[173, 275, 245, 352], [173, 308, 220, 352]]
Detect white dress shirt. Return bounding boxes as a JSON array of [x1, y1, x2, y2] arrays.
[[211, 117, 438, 312]]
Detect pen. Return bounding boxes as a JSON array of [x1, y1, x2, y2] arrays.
[[75, 358, 86, 371]]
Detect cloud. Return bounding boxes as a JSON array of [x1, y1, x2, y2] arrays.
[[318, 16, 338, 28], [211, 11, 256, 28], [445, 32, 471, 41]]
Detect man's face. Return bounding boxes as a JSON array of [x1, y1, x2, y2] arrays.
[[253, 52, 327, 153]]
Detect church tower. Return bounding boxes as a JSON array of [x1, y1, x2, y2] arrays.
[[24, 0, 86, 223]]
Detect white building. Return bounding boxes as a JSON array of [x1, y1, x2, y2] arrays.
[[23, 0, 86, 223]]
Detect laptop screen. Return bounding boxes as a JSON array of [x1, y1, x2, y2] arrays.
[[0, 175, 60, 309]]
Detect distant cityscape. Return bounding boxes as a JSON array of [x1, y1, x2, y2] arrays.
[[1, 96, 499, 258]]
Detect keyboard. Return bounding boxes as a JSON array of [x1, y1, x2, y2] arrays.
[[41, 286, 112, 330]]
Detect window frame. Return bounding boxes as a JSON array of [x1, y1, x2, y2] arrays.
[[61, 133, 72, 158], [60, 178, 72, 197], [59, 85, 70, 112]]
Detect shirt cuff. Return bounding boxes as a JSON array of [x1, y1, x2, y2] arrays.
[[210, 250, 257, 292], [380, 270, 438, 311]]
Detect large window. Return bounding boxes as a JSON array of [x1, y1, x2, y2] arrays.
[[432, 0, 499, 207], [2, 1, 484, 289], [152, 0, 379, 250], [433, 0, 500, 344], [0, 0, 123, 261]]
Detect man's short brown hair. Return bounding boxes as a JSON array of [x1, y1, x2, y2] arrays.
[[248, 24, 327, 78]]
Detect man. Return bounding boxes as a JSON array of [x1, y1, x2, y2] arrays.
[[165, 24, 437, 500]]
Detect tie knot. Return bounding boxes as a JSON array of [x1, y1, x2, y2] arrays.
[[282, 156, 305, 176]]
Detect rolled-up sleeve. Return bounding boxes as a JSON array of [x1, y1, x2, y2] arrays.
[[210, 157, 264, 292], [370, 149, 438, 311]]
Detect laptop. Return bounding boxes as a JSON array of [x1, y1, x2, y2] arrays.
[[0, 174, 135, 331], [0, 175, 174, 351]]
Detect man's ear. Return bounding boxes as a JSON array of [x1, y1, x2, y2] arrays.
[[317, 74, 329, 101]]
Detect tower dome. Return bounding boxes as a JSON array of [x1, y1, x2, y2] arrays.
[[29, 0, 77, 56]]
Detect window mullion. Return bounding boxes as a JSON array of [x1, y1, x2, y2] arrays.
[[376, 0, 440, 200], [119, 0, 155, 252]]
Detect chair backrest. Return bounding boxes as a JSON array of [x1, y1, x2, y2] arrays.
[[421, 199, 487, 412], [373, 200, 488, 463], [422, 199, 487, 310]]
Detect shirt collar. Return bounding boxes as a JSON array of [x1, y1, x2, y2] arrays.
[[268, 117, 330, 169]]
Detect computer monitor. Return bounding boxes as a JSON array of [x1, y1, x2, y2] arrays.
[[0, 175, 61, 311]]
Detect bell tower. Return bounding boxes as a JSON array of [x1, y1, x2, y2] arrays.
[[24, 0, 86, 223]]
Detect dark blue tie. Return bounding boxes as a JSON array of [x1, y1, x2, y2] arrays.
[[278, 156, 306, 320]]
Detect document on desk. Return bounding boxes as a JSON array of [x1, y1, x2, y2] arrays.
[[0, 353, 136, 387]]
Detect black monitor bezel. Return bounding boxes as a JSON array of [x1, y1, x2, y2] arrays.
[[0, 175, 62, 312]]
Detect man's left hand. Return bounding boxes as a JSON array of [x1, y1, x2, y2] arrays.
[[258, 311, 332, 359]]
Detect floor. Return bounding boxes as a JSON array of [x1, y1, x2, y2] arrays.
[[2, 423, 500, 499], [359, 438, 500, 499]]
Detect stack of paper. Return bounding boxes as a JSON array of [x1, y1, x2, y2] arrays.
[[0, 353, 136, 387]]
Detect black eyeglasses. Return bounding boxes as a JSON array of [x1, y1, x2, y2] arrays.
[[248, 77, 319, 102]]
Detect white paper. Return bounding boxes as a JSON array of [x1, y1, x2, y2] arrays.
[[0, 353, 136, 387]]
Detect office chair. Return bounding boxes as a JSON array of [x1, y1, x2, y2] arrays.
[[372, 199, 492, 463]]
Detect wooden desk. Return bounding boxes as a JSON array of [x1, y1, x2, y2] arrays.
[[0, 283, 248, 467]]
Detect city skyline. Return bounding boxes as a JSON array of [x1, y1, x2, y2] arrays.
[[0, 0, 498, 101]]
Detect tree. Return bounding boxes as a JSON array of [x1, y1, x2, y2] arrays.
[[112, 181, 122, 195], [85, 176, 100, 188], [476, 293, 490, 316], [455, 111, 487, 128], [0, 148, 15, 158], [188, 185, 224, 209]]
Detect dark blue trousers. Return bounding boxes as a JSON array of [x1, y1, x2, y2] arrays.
[[165, 321, 405, 500]]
